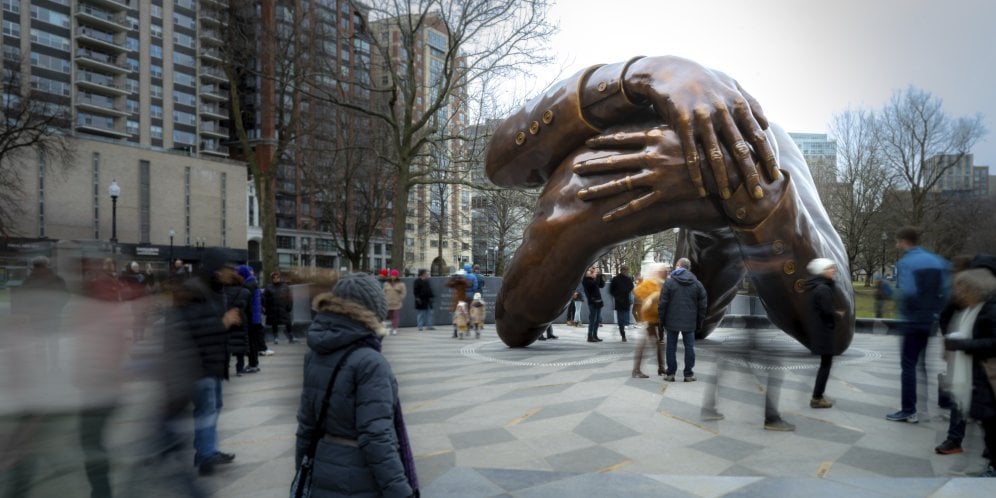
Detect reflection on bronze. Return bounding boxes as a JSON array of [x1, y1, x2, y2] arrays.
[[485, 56, 854, 353]]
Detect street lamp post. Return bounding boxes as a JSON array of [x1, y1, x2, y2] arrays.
[[169, 229, 175, 265], [108, 179, 120, 245]]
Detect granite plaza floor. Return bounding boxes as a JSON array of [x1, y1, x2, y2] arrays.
[[9, 323, 996, 497]]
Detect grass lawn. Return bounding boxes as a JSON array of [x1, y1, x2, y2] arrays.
[[852, 280, 896, 319]]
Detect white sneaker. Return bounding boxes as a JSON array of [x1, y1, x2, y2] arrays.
[[390, 329, 397, 335], [262, 349, 275, 356]]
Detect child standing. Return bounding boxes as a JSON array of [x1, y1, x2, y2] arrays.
[[470, 293, 486, 339], [454, 301, 470, 339]]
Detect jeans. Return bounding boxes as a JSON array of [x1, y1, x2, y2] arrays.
[[813, 354, 833, 398], [416, 308, 433, 328], [271, 321, 293, 342], [192, 376, 223, 465], [665, 329, 695, 376], [587, 304, 602, 340], [947, 405, 966, 443], [900, 328, 930, 413]]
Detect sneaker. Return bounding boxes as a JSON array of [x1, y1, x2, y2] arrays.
[[934, 439, 964, 455], [663, 374, 676, 382], [631, 371, 649, 378], [243, 366, 260, 374], [272, 339, 279, 345], [427, 326, 436, 330], [197, 452, 235, 476], [885, 410, 918, 423], [684, 375, 696, 382], [810, 397, 834, 409], [548, 335, 558, 339], [621, 337, 627, 342], [390, 329, 397, 335], [976, 464, 996, 478], [764, 418, 796, 431], [262, 349, 275, 356], [701, 408, 725, 421]]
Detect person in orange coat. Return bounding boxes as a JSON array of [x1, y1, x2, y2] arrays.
[[631, 263, 669, 378]]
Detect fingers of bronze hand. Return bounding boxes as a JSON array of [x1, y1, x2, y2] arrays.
[[601, 190, 665, 222], [585, 130, 653, 149], [577, 170, 654, 200], [573, 152, 647, 176]]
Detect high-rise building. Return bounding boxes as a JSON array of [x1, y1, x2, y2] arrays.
[[972, 165, 989, 196], [928, 153, 974, 192], [369, 12, 472, 274], [1, 0, 245, 263]]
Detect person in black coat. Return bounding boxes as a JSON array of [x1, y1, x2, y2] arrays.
[[413, 269, 435, 331], [805, 258, 841, 409], [264, 271, 295, 343], [222, 269, 251, 376], [582, 267, 606, 342], [164, 248, 242, 475], [609, 265, 635, 342], [658, 258, 708, 381], [943, 267, 996, 477], [295, 273, 417, 497]]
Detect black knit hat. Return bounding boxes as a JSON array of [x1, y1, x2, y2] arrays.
[[332, 272, 387, 321]]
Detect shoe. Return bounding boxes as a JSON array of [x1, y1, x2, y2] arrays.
[[621, 337, 627, 342], [701, 408, 725, 421], [476, 332, 480, 339], [764, 418, 796, 431], [658, 368, 666, 376], [587, 339, 597, 343], [235, 371, 243, 377], [243, 366, 260, 373], [537, 336, 547, 341], [976, 464, 996, 478], [885, 410, 918, 423], [262, 349, 275, 356], [595, 337, 603, 342], [289, 338, 299, 344], [632, 371, 649, 378], [663, 375, 676, 382], [197, 452, 235, 476], [934, 439, 963, 455], [810, 397, 834, 409], [427, 326, 436, 330], [272, 339, 279, 344], [548, 335, 558, 339], [390, 329, 397, 335], [418, 327, 423, 331], [684, 375, 696, 382]]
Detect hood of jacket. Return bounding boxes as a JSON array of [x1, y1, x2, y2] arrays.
[[670, 268, 697, 286], [307, 293, 385, 354]]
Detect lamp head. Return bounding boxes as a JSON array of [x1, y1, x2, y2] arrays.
[[108, 179, 121, 198]]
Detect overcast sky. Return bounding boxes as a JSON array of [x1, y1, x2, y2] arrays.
[[509, 0, 996, 170]]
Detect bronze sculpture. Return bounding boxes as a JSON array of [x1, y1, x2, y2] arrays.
[[485, 56, 854, 353]]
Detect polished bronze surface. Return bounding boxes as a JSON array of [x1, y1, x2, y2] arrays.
[[485, 56, 854, 352]]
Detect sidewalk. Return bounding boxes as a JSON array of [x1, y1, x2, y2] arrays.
[[9, 323, 994, 497], [202, 324, 995, 497]]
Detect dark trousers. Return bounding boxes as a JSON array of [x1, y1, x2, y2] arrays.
[[80, 405, 117, 498], [983, 416, 996, 467], [813, 354, 833, 398], [587, 304, 602, 340], [247, 323, 262, 367], [665, 329, 695, 376], [900, 330, 930, 413], [947, 405, 966, 444], [271, 320, 293, 341]]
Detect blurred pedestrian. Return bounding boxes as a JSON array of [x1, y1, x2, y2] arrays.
[[237, 264, 266, 369], [658, 258, 707, 382], [582, 267, 605, 342], [874, 276, 893, 318], [413, 269, 435, 331], [806, 258, 841, 409], [264, 271, 295, 344], [295, 273, 417, 497], [383, 269, 406, 335], [470, 293, 486, 339], [631, 263, 667, 378], [222, 267, 251, 376], [609, 265, 635, 342], [886, 226, 951, 423], [446, 270, 469, 338]]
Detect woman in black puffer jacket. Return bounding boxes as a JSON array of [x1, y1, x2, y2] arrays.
[[295, 273, 418, 497], [805, 258, 841, 409]]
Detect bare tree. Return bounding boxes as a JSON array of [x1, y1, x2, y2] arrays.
[[875, 86, 986, 226], [826, 108, 895, 276], [0, 64, 74, 237], [306, 0, 555, 271]]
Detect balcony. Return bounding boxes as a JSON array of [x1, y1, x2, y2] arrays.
[[82, 0, 129, 11], [200, 122, 230, 138], [199, 103, 228, 119], [75, 4, 128, 32], [199, 84, 226, 100], [76, 116, 129, 139], [76, 26, 126, 53], [200, 28, 222, 42], [200, 47, 223, 63], [75, 48, 129, 74], [199, 65, 227, 83], [76, 71, 128, 96], [200, 141, 230, 157], [76, 94, 128, 117], [200, 9, 222, 26]]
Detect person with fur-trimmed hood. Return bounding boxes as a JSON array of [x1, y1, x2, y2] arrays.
[[296, 273, 418, 497]]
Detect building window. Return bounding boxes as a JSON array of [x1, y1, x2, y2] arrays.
[[184, 167, 191, 245], [220, 172, 227, 246], [37, 153, 45, 237], [92, 153, 100, 239], [139, 160, 150, 243], [277, 236, 296, 249]]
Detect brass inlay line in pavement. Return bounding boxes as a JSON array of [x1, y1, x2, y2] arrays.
[[598, 459, 633, 473], [507, 407, 541, 426], [659, 383, 668, 395], [417, 449, 454, 458], [658, 410, 719, 435], [407, 400, 439, 412], [816, 461, 833, 478], [840, 380, 864, 392]]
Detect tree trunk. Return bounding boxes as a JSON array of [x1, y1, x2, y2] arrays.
[[258, 171, 277, 282], [390, 170, 409, 272]]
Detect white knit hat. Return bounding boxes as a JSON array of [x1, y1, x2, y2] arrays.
[[473, 293, 482, 301], [806, 258, 835, 275]]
